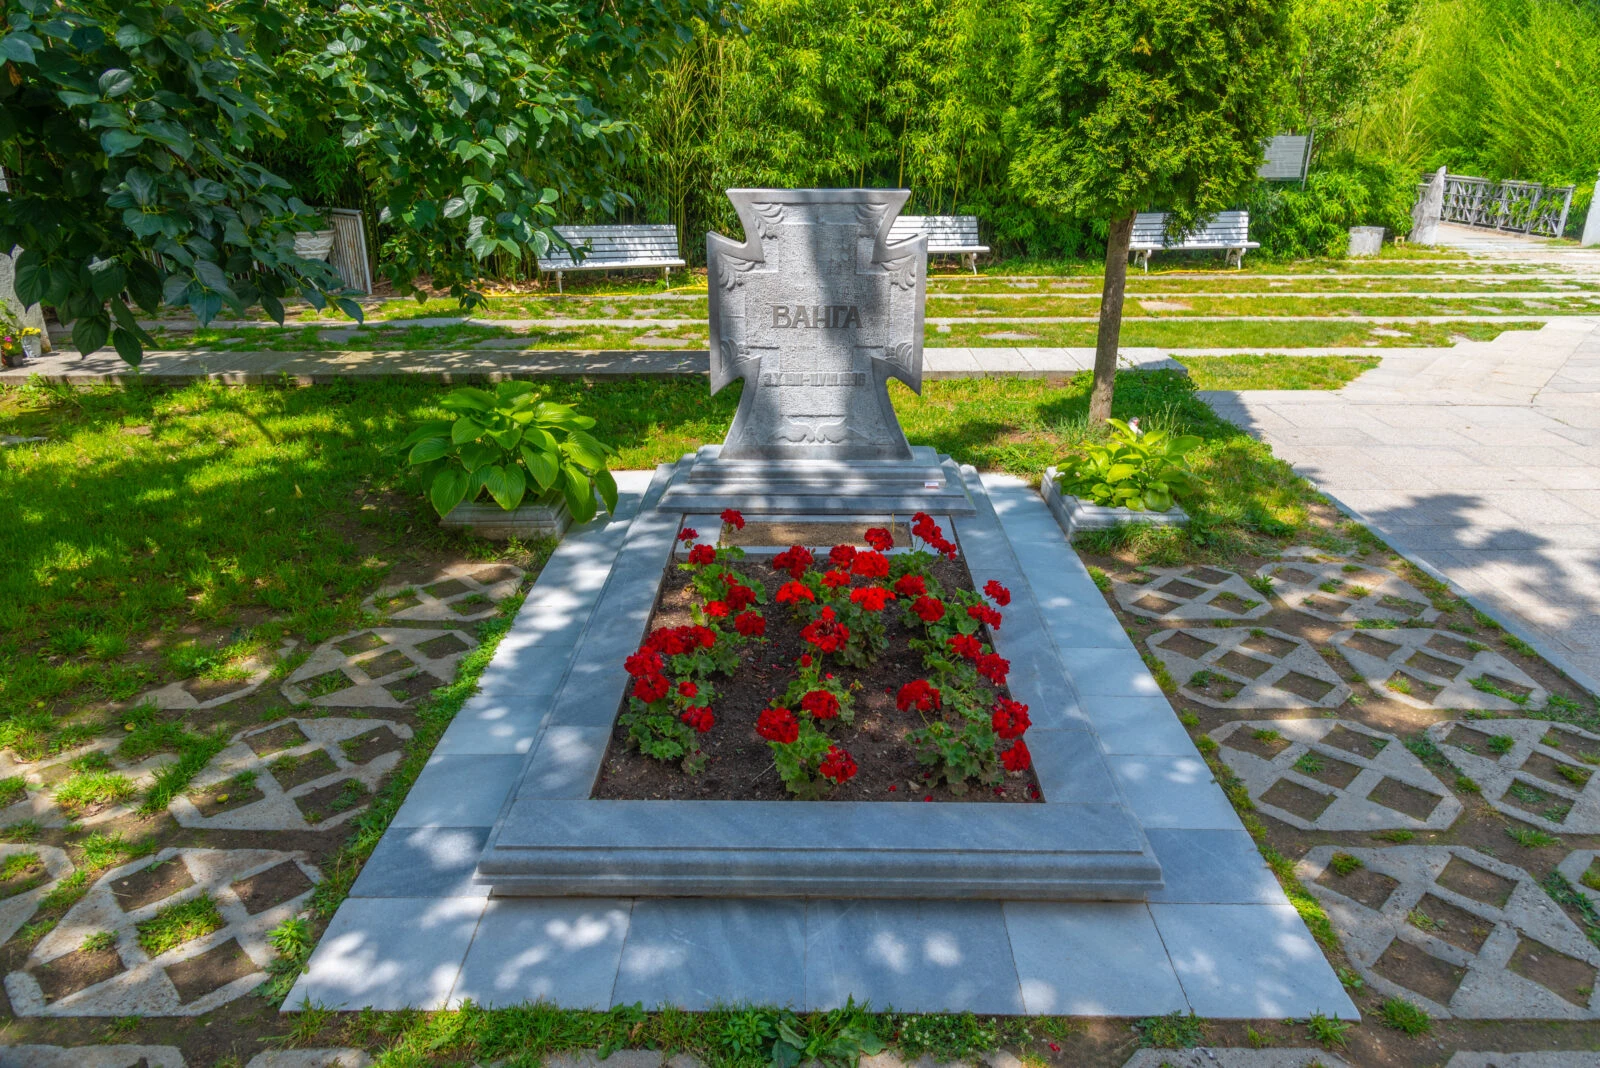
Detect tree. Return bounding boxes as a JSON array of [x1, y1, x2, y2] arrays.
[[0, 0, 724, 366], [1010, 0, 1293, 421]]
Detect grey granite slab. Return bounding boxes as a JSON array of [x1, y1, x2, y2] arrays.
[[432, 695, 551, 756], [805, 899, 1025, 1013], [286, 896, 486, 1010], [1107, 756, 1246, 831], [1059, 646, 1166, 698], [1145, 829, 1281, 905], [1026, 730, 1121, 802], [390, 755, 525, 829], [1151, 903, 1359, 1019], [450, 898, 632, 1009], [1003, 901, 1188, 1016], [473, 640, 578, 700], [1083, 695, 1201, 757], [349, 826, 491, 900], [513, 725, 614, 800], [613, 898, 806, 1010]]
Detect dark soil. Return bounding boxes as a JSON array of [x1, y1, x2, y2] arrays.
[[339, 726, 405, 764], [1508, 936, 1599, 1006], [32, 946, 125, 1003], [192, 781, 267, 818], [268, 749, 337, 790], [165, 938, 260, 1004], [110, 857, 194, 912], [243, 722, 309, 756], [593, 554, 1041, 803], [229, 861, 316, 915]]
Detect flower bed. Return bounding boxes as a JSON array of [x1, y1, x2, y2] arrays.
[[592, 511, 1041, 803]]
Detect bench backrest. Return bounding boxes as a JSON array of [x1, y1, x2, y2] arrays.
[[888, 215, 985, 252], [1132, 210, 1252, 249], [540, 224, 682, 269]]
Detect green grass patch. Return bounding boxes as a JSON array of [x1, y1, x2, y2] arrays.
[[1181, 355, 1381, 391], [135, 893, 224, 956], [52, 770, 136, 813]]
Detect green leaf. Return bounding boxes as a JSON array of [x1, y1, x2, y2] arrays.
[[564, 467, 596, 523], [408, 438, 450, 465], [451, 416, 485, 444], [100, 129, 144, 156], [457, 440, 501, 472], [1, 32, 36, 64], [111, 326, 144, 367], [98, 68, 134, 97], [428, 465, 471, 517], [1105, 462, 1139, 483], [594, 467, 618, 514], [440, 386, 496, 413], [71, 314, 110, 356], [482, 463, 526, 510], [398, 420, 454, 449], [520, 444, 558, 489]]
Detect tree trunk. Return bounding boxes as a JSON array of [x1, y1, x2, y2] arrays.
[[1090, 210, 1136, 424]]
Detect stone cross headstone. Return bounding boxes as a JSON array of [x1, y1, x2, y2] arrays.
[[657, 188, 972, 514], [1411, 166, 1446, 246], [1583, 170, 1600, 248], [0, 166, 50, 353]]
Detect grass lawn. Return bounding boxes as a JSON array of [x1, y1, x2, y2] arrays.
[[1182, 354, 1381, 391]]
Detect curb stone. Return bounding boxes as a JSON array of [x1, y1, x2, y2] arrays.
[[1119, 1052, 1351, 1068], [245, 1052, 374, 1068], [0, 1047, 186, 1067]]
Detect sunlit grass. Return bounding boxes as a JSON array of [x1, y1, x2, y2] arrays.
[[1181, 355, 1381, 391]]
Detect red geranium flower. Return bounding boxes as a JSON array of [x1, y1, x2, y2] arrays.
[[734, 611, 766, 637], [851, 551, 889, 579], [983, 579, 1012, 606], [633, 673, 670, 703], [756, 706, 799, 744], [849, 586, 895, 612], [991, 698, 1031, 740], [799, 653, 813, 667], [946, 634, 982, 659], [864, 527, 894, 552], [800, 690, 840, 720], [678, 528, 698, 543], [625, 649, 663, 677], [704, 600, 729, 618], [775, 581, 815, 605], [912, 596, 946, 623], [822, 569, 852, 589], [687, 544, 715, 566], [800, 607, 850, 654], [720, 508, 746, 530], [896, 679, 942, 713], [975, 652, 1010, 685], [678, 680, 699, 698], [680, 706, 715, 732], [772, 545, 813, 579], [967, 603, 1003, 628], [818, 745, 857, 784], [828, 544, 857, 568], [689, 625, 717, 649], [724, 582, 756, 611], [1001, 739, 1032, 772], [893, 574, 926, 598]]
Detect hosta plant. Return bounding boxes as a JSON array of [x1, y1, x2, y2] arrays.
[[1057, 417, 1201, 513], [401, 382, 618, 521]]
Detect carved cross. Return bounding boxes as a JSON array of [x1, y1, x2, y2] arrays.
[[707, 189, 927, 461]]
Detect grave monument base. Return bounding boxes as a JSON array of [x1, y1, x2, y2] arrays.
[[655, 444, 975, 515]]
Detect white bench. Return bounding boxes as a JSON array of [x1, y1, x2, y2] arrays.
[[1129, 210, 1259, 271], [538, 224, 686, 292], [888, 215, 990, 274]]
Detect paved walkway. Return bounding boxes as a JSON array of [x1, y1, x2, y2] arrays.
[[1203, 316, 1600, 691]]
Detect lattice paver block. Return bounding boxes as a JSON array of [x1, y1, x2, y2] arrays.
[[1259, 548, 1440, 625], [1445, 1052, 1600, 1067], [1210, 719, 1459, 831], [1111, 564, 1270, 622], [281, 627, 475, 708], [139, 640, 299, 711], [1146, 627, 1349, 710], [0, 844, 73, 946], [1333, 629, 1547, 712], [169, 717, 413, 832], [1556, 851, 1600, 912], [1429, 720, 1600, 834], [0, 1047, 186, 1068], [1300, 846, 1600, 1019], [1120, 1053, 1351, 1068], [0, 738, 176, 829], [363, 562, 524, 622], [4, 847, 319, 1016]]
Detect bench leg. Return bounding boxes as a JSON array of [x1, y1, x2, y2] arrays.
[[556, 271, 563, 294], [663, 266, 670, 284], [967, 252, 977, 276]]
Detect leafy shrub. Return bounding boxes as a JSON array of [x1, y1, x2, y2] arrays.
[[1248, 152, 1417, 258], [402, 383, 618, 521], [1057, 418, 1201, 512]]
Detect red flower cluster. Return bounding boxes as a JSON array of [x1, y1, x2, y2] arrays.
[[678, 528, 698, 543], [625, 650, 663, 677], [724, 581, 756, 610], [734, 611, 766, 637], [756, 706, 799, 744], [991, 698, 1031, 740], [967, 603, 1003, 629], [800, 689, 840, 720], [678, 680, 699, 698], [912, 596, 946, 623], [773, 545, 814, 579], [849, 586, 895, 612], [897, 679, 942, 712], [851, 551, 889, 579], [893, 574, 926, 598], [822, 569, 852, 589], [975, 652, 1010, 685], [818, 745, 858, 784], [829, 544, 856, 568], [704, 600, 729, 618], [864, 527, 894, 552], [646, 625, 716, 656], [720, 508, 745, 531], [633, 673, 669, 703], [680, 706, 716, 732], [800, 607, 851, 653], [983, 579, 1012, 606], [1001, 739, 1031, 772], [776, 581, 815, 605], [912, 512, 958, 558], [687, 543, 715, 566], [946, 634, 982, 659]]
